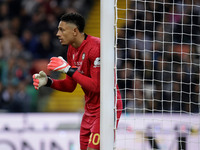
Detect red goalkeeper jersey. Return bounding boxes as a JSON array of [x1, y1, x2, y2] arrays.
[[51, 34, 122, 117]]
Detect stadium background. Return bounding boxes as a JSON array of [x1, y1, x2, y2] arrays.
[[0, 0, 96, 113], [0, 0, 199, 113], [0, 0, 128, 113], [0, 0, 199, 150]]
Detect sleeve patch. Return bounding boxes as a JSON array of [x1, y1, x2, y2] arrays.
[[94, 57, 100, 67]]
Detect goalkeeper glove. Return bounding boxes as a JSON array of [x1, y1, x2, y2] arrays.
[[47, 56, 77, 77], [32, 71, 52, 90]]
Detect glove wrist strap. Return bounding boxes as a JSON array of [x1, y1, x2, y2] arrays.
[[67, 67, 78, 77], [45, 77, 53, 87]]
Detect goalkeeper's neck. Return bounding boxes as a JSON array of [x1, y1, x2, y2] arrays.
[[71, 32, 85, 49]]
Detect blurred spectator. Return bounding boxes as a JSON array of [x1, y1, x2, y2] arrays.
[[129, 30, 153, 60], [15, 56, 32, 84], [167, 4, 182, 26], [9, 81, 31, 112], [126, 77, 145, 113], [20, 29, 39, 58], [0, 2, 10, 22], [36, 31, 55, 59], [46, 13, 58, 37], [154, 52, 173, 112], [21, 0, 40, 16], [10, 16, 23, 37], [173, 0, 200, 44], [1, 84, 16, 112], [117, 60, 134, 111], [117, 0, 200, 114], [13, 40, 32, 60], [0, 55, 31, 86], [191, 74, 200, 113], [0, 22, 19, 59], [27, 6, 49, 35], [173, 12, 200, 44], [1, 57, 19, 86]]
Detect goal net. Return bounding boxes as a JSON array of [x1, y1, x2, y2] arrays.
[[115, 0, 200, 149]]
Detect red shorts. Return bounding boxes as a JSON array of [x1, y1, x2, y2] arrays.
[[80, 109, 122, 149], [80, 114, 100, 149]]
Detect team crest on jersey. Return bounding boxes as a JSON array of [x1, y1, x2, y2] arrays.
[[94, 57, 100, 67], [82, 53, 85, 60]]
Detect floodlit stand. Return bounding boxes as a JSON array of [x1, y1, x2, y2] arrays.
[[100, 0, 115, 149]]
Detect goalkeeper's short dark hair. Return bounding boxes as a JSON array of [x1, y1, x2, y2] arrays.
[[60, 13, 85, 33]]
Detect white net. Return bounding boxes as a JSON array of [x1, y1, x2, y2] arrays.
[[115, 0, 200, 149]]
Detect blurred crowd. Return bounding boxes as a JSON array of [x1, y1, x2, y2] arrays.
[[0, 0, 93, 112], [0, 0, 199, 114], [117, 0, 200, 113]]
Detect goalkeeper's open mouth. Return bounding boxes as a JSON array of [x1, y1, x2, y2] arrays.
[[59, 38, 63, 44]]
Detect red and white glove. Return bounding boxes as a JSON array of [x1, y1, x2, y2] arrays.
[[32, 71, 48, 90], [47, 56, 71, 74]]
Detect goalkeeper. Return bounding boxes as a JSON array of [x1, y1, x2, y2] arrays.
[[32, 13, 122, 150]]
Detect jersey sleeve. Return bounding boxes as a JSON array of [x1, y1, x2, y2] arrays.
[[50, 75, 77, 92], [71, 46, 100, 93]]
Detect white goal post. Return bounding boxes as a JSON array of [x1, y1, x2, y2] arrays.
[[100, 0, 115, 150]]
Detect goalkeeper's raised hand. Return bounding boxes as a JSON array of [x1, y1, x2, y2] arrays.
[[32, 71, 52, 90], [47, 56, 77, 77], [47, 56, 71, 73]]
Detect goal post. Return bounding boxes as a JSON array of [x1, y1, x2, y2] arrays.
[[100, 0, 115, 149]]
